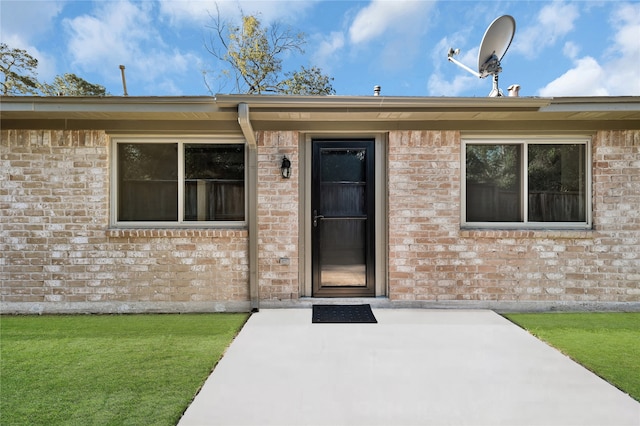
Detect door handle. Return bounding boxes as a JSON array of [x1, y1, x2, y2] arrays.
[[313, 210, 324, 227]]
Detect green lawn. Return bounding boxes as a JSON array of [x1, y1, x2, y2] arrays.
[[505, 312, 640, 402], [0, 313, 249, 425]]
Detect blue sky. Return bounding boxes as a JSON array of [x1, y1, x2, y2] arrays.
[[1, 0, 639, 97]]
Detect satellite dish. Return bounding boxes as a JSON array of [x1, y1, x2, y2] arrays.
[[447, 15, 516, 97], [477, 15, 515, 78]]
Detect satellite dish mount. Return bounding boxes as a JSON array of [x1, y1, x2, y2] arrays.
[[447, 15, 516, 97]]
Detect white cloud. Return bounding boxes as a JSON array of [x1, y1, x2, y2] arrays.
[[456, 46, 479, 73], [538, 57, 607, 96], [605, 3, 640, 95], [158, 0, 318, 26], [157, 0, 215, 26], [64, 1, 155, 68], [608, 3, 640, 59], [427, 35, 484, 96], [0, 34, 58, 82], [513, 2, 579, 59], [562, 41, 580, 60], [338, 0, 436, 85], [428, 72, 479, 97], [348, 0, 434, 45], [63, 0, 204, 95], [538, 3, 640, 96], [0, 0, 65, 81], [0, 0, 64, 42], [312, 31, 345, 71]]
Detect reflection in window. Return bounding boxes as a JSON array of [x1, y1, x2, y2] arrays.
[[528, 144, 586, 222], [321, 149, 366, 182], [320, 148, 366, 216], [466, 144, 521, 222], [118, 143, 178, 221], [116, 141, 245, 224], [464, 139, 590, 227], [184, 144, 245, 221]]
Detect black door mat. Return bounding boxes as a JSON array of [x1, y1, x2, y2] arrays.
[[312, 304, 377, 323]]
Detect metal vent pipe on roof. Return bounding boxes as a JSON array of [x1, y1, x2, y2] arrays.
[[119, 65, 128, 96], [508, 84, 520, 97]]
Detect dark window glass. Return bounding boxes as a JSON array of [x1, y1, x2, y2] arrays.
[[321, 149, 366, 182], [320, 149, 366, 216], [184, 144, 245, 221], [118, 143, 178, 221], [466, 144, 522, 222], [528, 144, 586, 222]]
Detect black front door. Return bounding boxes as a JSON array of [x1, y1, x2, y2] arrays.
[[312, 140, 375, 297]]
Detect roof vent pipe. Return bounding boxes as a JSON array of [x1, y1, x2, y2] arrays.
[[508, 84, 520, 97], [119, 65, 128, 96], [374, 85, 381, 96]]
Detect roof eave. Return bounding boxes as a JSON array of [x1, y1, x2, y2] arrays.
[[214, 94, 553, 110], [1, 95, 639, 132]]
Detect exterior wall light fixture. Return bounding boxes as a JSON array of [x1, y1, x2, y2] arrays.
[[281, 156, 292, 179]]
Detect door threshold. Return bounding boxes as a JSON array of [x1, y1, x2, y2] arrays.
[[258, 298, 391, 310]]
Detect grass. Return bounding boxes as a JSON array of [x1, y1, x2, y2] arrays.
[[3, 312, 637, 424], [0, 313, 249, 425], [505, 312, 640, 402]]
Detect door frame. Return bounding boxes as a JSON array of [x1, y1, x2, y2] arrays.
[[311, 140, 375, 297], [299, 133, 387, 298]]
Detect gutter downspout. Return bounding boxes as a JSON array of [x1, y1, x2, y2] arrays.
[[238, 103, 259, 312]]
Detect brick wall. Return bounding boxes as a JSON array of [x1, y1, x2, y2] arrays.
[[256, 131, 299, 300], [2, 127, 638, 313], [388, 130, 462, 300], [1, 130, 249, 313], [387, 130, 640, 305]]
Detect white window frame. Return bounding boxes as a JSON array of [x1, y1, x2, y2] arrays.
[[461, 136, 592, 229], [110, 135, 247, 228]]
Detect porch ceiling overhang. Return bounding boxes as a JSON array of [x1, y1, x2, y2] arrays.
[[1, 95, 639, 132]]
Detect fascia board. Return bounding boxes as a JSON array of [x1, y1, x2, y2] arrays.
[[0, 96, 220, 114], [540, 102, 640, 112], [214, 95, 552, 111]]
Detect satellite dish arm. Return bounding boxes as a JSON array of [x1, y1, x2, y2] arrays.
[[447, 48, 481, 78]]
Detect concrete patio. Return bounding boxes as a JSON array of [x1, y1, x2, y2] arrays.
[[179, 309, 639, 425]]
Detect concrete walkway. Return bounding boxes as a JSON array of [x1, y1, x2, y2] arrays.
[[178, 309, 639, 426]]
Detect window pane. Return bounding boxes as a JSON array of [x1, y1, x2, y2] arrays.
[[320, 148, 366, 216], [184, 144, 245, 221], [321, 149, 366, 182], [118, 143, 178, 221], [466, 144, 521, 222], [320, 219, 366, 287], [528, 144, 586, 222]]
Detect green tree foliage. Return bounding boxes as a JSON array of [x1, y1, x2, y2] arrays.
[[205, 10, 334, 95], [1, 43, 107, 96], [40, 73, 107, 96], [466, 144, 520, 190], [281, 66, 334, 95], [467, 144, 585, 192], [0, 43, 39, 95], [528, 144, 584, 192]]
